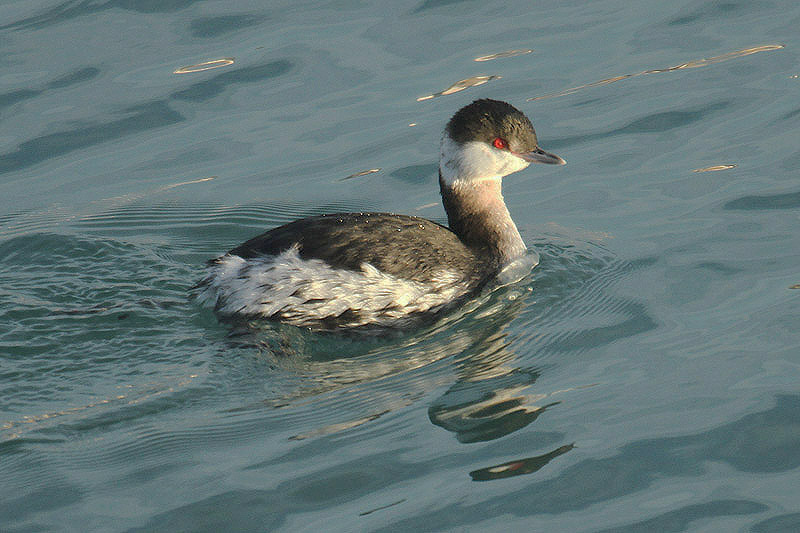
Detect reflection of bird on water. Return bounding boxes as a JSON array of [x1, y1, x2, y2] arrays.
[[425, 292, 562, 444], [470, 444, 575, 481], [428, 377, 561, 443]]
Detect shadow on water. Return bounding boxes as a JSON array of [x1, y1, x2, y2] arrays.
[[189, 15, 268, 38], [724, 190, 800, 210], [412, 0, 473, 14], [597, 500, 768, 533], [668, 1, 742, 26], [751, 512, 800, 533], [0, 67, 100, 114], [389, 164, 438, 185], [1, 0, 199, 31], [0, 102, 184, 177], [546, 101, 730, 151], [170, 60, 292, 102], [0, 60, 293, 176]]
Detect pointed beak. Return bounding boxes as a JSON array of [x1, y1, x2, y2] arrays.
[[515, 147, 566, 165]]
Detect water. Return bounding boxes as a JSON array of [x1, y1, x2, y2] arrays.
[[1, 1, 799, 531]]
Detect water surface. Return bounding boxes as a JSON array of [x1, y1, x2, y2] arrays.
[[2, 1, 800, 531]]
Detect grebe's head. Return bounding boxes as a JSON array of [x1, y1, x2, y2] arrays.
[[439, 99, 565, 187]]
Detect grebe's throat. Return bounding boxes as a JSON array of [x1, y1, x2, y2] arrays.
[[438, 132, 529, 265]]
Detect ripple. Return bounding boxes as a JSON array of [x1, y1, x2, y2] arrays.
[[390, 164, 438, 185], [200, 233, 624, 445], [0, 206, 77, 239], [170, 59, 292, 101], [474, 49, 533, 62], [0, 231, 213, 441], [73, 200, 377, 255], [340, 168, 381, 181], [0, 101, 184, 176], [0, 0, 197, 31], [693, 164, 736, 172], [0, 59, 292, 176], [752, 512, 800, 533], [173, 58, 235, 74], [596, 500, 769, 532], [512, 236, 657, 360], [189, 15, 267, 38], [413, 0, 472, 13], [0, 66, 99, 114], [372, 395, 800, 531], [528, 44, 784, 101], [417, 75, 501, 101], [724, 190, 800, 210], [547, 101, 730, 150]]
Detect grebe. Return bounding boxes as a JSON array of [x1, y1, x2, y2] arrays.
[[197, 99, 565, 331]]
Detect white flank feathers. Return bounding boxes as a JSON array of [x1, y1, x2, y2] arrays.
[[195, 246, 470, 329]]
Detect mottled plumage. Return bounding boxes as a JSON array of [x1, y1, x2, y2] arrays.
[[228, 213, 494, 285], [196, 99, 565, 331]]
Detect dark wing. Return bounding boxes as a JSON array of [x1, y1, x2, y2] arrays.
[[227, 212, 493, 284]]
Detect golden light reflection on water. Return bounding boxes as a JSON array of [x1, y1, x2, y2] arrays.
[[158, 176, 216, 190], [1, 373, 204, 441], [528, 45, 784, 101], [173, 58, 235, 74], [340, 168, 381, 181], [417, 75, 501, 101], [474, 49, 533, 62], [289, 410, 390, 440], [693, 164, 737, 173]]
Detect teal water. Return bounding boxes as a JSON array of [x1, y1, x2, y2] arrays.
[[2, 1, 799, 531]]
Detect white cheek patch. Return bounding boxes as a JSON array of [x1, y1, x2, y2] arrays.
[[194, 247, 471, 329], [439, 135, 529, 186]]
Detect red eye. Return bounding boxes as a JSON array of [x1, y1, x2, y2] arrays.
[[493, 137, 508, 150]]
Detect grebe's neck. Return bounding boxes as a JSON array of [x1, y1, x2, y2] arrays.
[[438, 134, 528, 266], [439, 171, 526, 266]]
